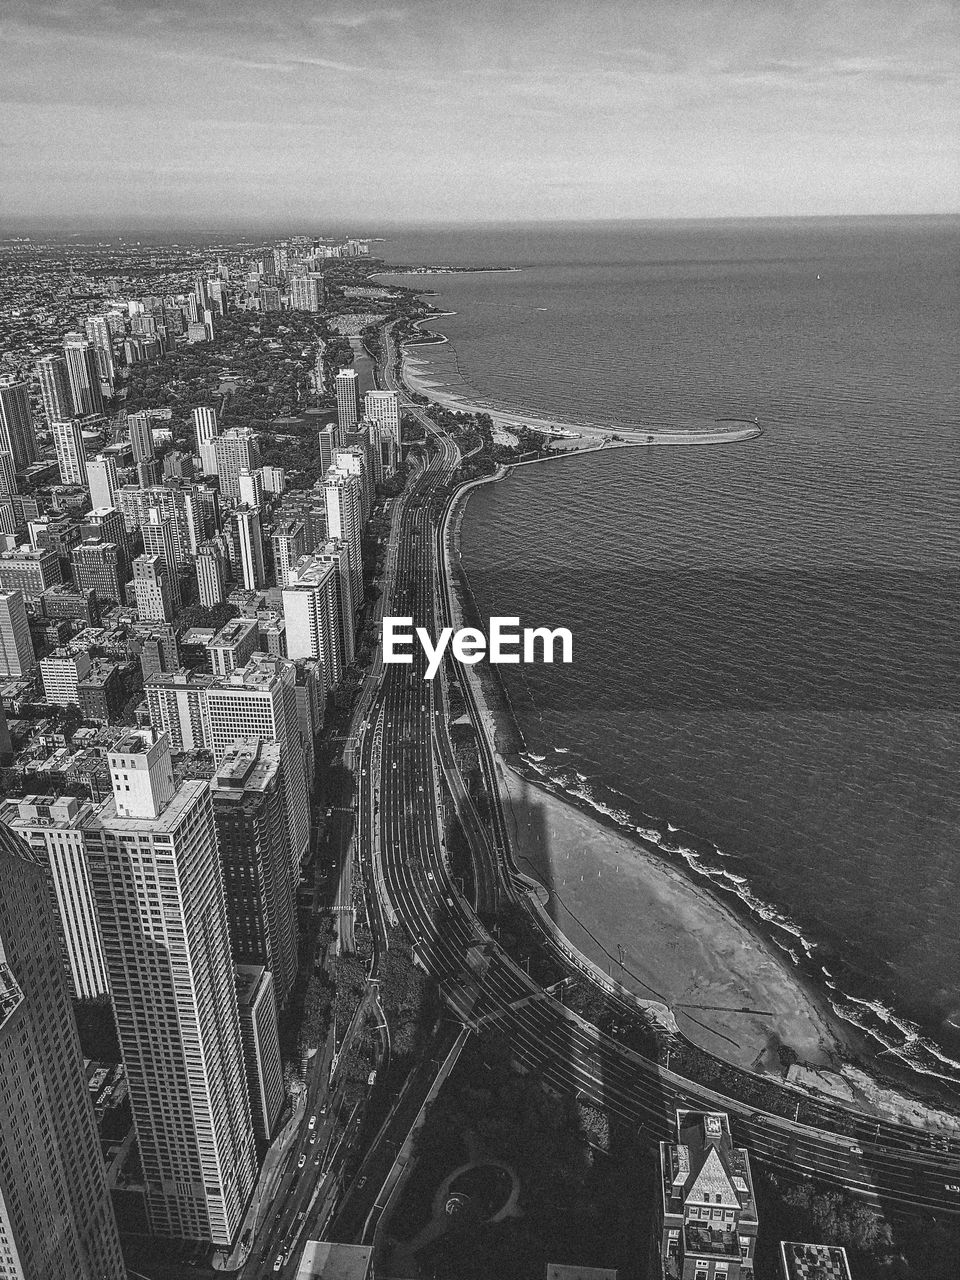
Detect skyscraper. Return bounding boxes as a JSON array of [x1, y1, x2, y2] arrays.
[[334, 443, 373, 519], [148, 658, 311, 873], [72, 540, 124, 604], [234, 966, 284, 1142], [0, 794, 107, 1000], [51, 418, 88, 487], [193, 405, 219, 452], [83, 315, 116, 391], [214, 428, 261, 503], [317, 422, 337, 475], [313, 539, 355, 666], [211, 739, 297, 1010], [271, 519, 307, 589], [62, 333, 104, 418], [86, 453, 119, 510], [141, 507, 183, 607], [36, 353, 74, 426], [132, 554, 173, 622], [282, 557, 343, 694], [84, 729, 257, 1244], [127, 411, 155, 464], [0, 379, 37, 472], [334, 368, 361, 440], [196, 538, 228, 606], [0, 824, 126, 1280], [0, 590, 35, 678], [238, 467, 263, 508], [0, 451, 17, 500], [364, 389, 401, 446], [289, 273, 324, 312], [232, 506, 266, 590], [323, 470, 363, 612]]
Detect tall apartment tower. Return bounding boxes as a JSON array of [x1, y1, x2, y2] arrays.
[[364, 389, 401, 446], [84, 730, 257, 1245], [205, 658, 310, 873], [234, 966, 284, 1142], [289, 273, 323, 312], [282, 558, 343, 694], [62, 333, 104, 418], [0, 451, 16, 501], [233, 506, 266, 591], [127, 411, 156, 464], [210, 740, 297, 1010], [36, 353, 74, 426], [317, 422, 337, 475], [214, 428, 261, 503], [193, 405, 219, 452], [133, 554, 173, 622], [141, 508, 183, 607], [0, 379, 38, 472], [271, 519, 307, 589], [314, 539, 355, 666], [334, 368, 361, 441], [196, 539, 227, 606], [0, 824, 127, 1280], [83, 315, 116, 391], [86, 453, 119, 510], [0, 794, 107, 1000], [51, 418, 88, 487], [334, 444, 373, 520], [323, 470, 363, 614], [0, 590, 35, 678]]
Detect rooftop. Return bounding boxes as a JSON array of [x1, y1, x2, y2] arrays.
[[780, 1241, 853, 1280], [295, 1241, 373, 1280]]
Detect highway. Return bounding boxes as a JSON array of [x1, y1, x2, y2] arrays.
[[344, 323, 960, 1225]]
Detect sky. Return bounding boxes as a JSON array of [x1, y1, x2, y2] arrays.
[[1, 0, 957, 228]]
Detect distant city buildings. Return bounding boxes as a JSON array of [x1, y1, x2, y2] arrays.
[[62, 332, 104, 418], [51, 417, 88, 487]]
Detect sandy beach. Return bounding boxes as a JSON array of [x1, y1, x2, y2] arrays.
[[401, 327, 762, 448]]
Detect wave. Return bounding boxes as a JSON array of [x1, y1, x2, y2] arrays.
[[517, 747, 960, 1091]]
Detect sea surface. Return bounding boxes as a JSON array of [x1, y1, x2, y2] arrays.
[[380, 219, 960, 1088]]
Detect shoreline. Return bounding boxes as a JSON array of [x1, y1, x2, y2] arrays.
[[399, 312, 762, 448], [441, 469, 960, 1130]]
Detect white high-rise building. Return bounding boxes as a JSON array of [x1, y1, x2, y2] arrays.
[[62, 333, 104, 418], [271, 520, 307, 589], [51, 417, 88, 486], [193, 406, 219, 453], [0, 450, 17, 500], [0, 794, 108, 1000], [0, 590, 35, 678], [147, 658, 311, 873], [84, 729, 256, 1244], [86, 452, 119, 510], [289, 273, 323, 312], [334, 444, 372, 519], [334, 368, 361, 440], [40, 649, 92, 706], [233, 506, 266, 590], [0, 825, 127, 1280], [0, 378, 38, 472], [313, 539, 355, 666], [238, 467, 264, 508], [323, 470, 363, 613], [214, 428, 261, 503], [36, 353, 74, 426], [364, 389, 401, 446], [282, 558, 342, 693], [142, 507, 183, 607]]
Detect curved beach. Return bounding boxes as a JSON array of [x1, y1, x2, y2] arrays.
[[401, 317, 762, 448]]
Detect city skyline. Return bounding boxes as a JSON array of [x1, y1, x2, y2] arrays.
[[1, 0, 957, 229]]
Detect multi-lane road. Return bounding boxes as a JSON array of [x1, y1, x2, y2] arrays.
[[348, 329, 960, 1224]]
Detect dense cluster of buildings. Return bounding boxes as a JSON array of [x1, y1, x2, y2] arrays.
[[0, 237, 398, 1273]]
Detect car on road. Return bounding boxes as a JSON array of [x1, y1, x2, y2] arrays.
[[308, 1115, 317, 1131], [946, 1183, 960, 1192], [320, 1103, 328, 1115], [273, 1254, 284, 1271], [427, 870, 434, 882], [298, 1154, 307, 1169], [849, 1145, 863, 1156], [358, 1176, 367, 1189]]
